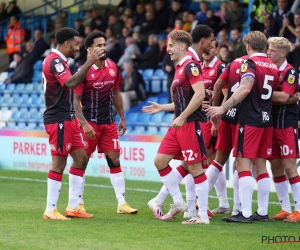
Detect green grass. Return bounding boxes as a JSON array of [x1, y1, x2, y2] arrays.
[[0, 170, 299, 250]]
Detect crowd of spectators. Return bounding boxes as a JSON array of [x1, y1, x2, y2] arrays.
[[1, 0, 300, 109]]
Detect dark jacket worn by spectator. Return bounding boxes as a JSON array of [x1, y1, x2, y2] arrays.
[[162, 53, 175, 103]]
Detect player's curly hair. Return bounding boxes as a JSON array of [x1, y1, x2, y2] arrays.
[[191, 24, 214, 43], [55, 27, 79, 45], [243, 31, 267, 52], [168, 30, 192, 48], [267, 36, 291, 53], [85, 31, 107, 49]]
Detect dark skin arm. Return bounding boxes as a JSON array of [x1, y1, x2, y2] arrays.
[[65, 47, 104, 90], [113, 89, 126, 136], [73, 93, 96, 140]]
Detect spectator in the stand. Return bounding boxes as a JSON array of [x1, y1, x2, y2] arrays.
[[145, 2, 155, 13], [0, 3, 7, 21], [280, 12, 300, 42], [84, 25, 92, 37], [131, 34, 159, 70], [125, 16, 138, 34], [217, 29, 230, 49], [215, 1, 229, 29], [182, 10, 191, 32], [83, 9, 92, 27], [158, 37, 166, 63], [7, 1, 21, 18], [287, 26, 300, 68], [90, 8, 105, 31], [167, 0, 183, 32], [74, 18, 85, 37], [33, 29, 48, 59], [120, 60, 147, 111], [4, 52, 33, 84], [250, 0, 273, 32], [229, 27, 247, 59], [117, 36, 141, 68], [107, 36, 122, 64], [134, 3, 146, 27], [162, 53, 175, 103], [119, 27, 131, 52], [189, 11, 199, 33], [123, 7, 133, 17], [263, 15, 276, 38], [273, 0, 294, 37], [41, 34, 56, 58], [108, 13, 124, 38], [139, 11, 159, 42], [226, 0, 244, 29], [4, 15, 25, 62], [70, 37, 87, 74], [23, 41, 39, 65], [204, 9, 221, 34], [196, 0, 208, 23], [132, 29, 145, 52], [155, 0, 169, 31], [47, 21, 63, 41], [217, 44, 233, 65]]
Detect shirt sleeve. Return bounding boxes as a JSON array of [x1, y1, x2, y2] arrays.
[[73, 66, 85, 94], [217, 63, 226, 78], [49, 58, 72, 86], [240, 58, 256, 79], [185, 62, 203, 85], [281, 68, 298, 96], [220, 63, 230, 82]]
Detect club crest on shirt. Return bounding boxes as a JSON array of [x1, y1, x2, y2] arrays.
[[241, 63, 248, 72], [288, 74, 295, 84], [109, 69, 115, 76], [178, 67, 184, 75], [191, 67, 199, 76], [209, 69, 215, 76], [279, 74, 284, 82], [55, 63, 64, 73]]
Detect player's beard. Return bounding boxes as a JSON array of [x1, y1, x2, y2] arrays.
[[99, 52, 107, 61]]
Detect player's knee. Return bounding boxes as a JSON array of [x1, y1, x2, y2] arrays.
[[154, 155, 167, 170], [105, 155, 120, 168], [75, 154, 89, 169]]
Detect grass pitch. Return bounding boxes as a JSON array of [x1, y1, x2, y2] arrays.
[[0, 170, 299, 250]]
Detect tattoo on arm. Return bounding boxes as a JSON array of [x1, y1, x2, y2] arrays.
[[65, 63, 92, 90]]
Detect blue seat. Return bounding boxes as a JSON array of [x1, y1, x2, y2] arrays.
[[138, 69, 143, 75], [126, 112, 139, 126], [0, 84, 5, 93], [135, 112, 151, 125], [32, 70, 42, 83], [23, 83, 34, 94], [3, 83, 16, 93], [37, 122, 45, 131], [28, 111, 43, 122], [27, 122, 37, 130], [11, 94, 23, 107], [151, 79, 162, 93], [153, 69, 166, 78], [18, 111, 31, 122], [148, 112, 165, 126], [31, 96, 44, 107], [18, 122, 27, 130], [21, 97, 33, 107], [10, 110, 21, 122], [146, 96, 158, 103], [146, 126, 158, 134], [32, 83, 44, 94], [159, 126, 169, 135], [131, 126, 145, 134], [142, 69, 154, 80], [6, 121, 17, 129], [1, 96, 13, 107], [14, 83, 25, 93], [161, 113, 174, 127], [33, 60, 43, 71], [158, 97, 168, 104], [29, 107, 38, 113]]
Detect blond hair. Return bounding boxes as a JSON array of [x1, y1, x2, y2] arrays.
[[168, 30, 192, 49], [267, 36, 291, 53], [242, 31, 267, 52]]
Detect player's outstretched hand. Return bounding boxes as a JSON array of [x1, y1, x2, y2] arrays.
[[82, 123, 96, 140], [86, 47, 105, 64], [118, 120, 126, 136], [206, 106, 225, 118], [142, 101, 162, 114]]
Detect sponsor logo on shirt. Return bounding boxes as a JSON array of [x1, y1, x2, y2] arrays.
[[209, 69, 215, 76], [55, 63, 64, 73], [93, 80, 115, 89], [191, 67, 199, 76], [241, 63, 248, 72], [287, 74, 295, 84], [109, 69, 116, 76]]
